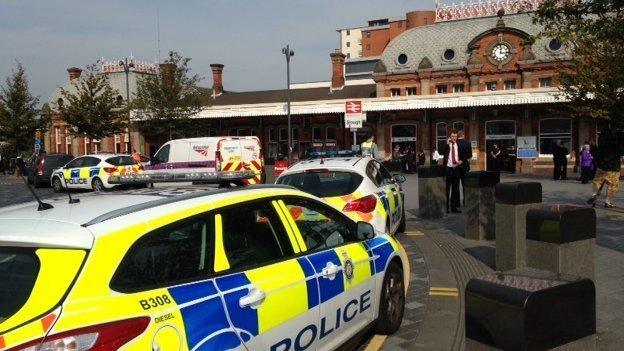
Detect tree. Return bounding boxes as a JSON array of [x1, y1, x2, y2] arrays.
[[533, 0, 624, 134], [58, 64, 126, 140], [133, 51, 204, 140], [0, 62, 45, 156]]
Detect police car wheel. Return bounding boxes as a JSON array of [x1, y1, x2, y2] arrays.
[[397, 208, 406, 234], [52, 177, 64, 193], [374, 262, 405, 335], [92, 178, 104, 192]]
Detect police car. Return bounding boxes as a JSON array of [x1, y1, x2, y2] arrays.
[[50, 153, 142, 192], [276, 153, 406, 235], [0, 185, 409, 351]]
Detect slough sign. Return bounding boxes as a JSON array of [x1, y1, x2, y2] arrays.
[[345, 100, 364, 129]]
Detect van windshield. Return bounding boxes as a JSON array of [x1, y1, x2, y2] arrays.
[[277, 171, 363, 198], [0, 248, 40, 323]]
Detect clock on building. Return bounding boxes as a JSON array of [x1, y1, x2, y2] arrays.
[[491, 44, 510, 62]]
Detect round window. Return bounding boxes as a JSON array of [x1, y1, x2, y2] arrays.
[[548, 39, 562, 51], [443, 49, 455, 61], [397, 53, 408, 65]]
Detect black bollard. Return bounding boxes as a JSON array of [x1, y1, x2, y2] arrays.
[[526, 205, 596, 280], [417, 165, 447, 219], [464, 171, 500, 240], [465, 268, 596, 351], [494, 182, 542, 271]]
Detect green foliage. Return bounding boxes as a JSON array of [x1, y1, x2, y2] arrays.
[[533, 0, 624, 130], [58, 64, 126, 140], [133, 51, 204, 140], [0, 62, 46, 156]]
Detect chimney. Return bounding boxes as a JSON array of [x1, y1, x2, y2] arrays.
[[67, 67, 82, 80], [330, 50, 346, 91], [210, 64, 224, 97], [159, 63, 176, 93]]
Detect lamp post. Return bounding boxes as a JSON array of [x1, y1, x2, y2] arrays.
[[119, 58, 135, 152], [281, 45, 294, 164]]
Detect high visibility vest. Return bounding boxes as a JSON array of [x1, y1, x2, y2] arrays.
[[361, 141, 375, 156]]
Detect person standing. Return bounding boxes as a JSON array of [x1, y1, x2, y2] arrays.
[[417, 148, 426, 166], [489, 143, 501, 171], [440, 130, 468, 213], [132, 149, 142, 164], [456, 131, 472, 206], [579, 141, 593, 184], [361, 135, 381, 160], [587, 129, 624, 208], [553, 141, 569, 180]]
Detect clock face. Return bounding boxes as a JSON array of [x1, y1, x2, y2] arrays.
[[491, 44, 510, 61]]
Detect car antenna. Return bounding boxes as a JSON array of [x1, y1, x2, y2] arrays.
[[60, 174, 80, 204], [16, 169, 54, 211]]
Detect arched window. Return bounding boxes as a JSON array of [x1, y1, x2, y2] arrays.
[[436, 122, 447, 151], [453, 121, 464, 133], [539, 118, 572, 155]]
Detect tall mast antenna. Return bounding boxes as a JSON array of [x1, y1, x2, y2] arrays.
[[156, 0, 161, 63]]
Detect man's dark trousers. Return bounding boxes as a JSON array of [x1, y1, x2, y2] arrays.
[[446, 166, 461, 212]]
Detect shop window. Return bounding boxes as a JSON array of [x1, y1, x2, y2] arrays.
[[452, 84, 464, 93], [539, 77, 552, 88], [269, 128, 277, 142], [208, 129, 217, 137], [390, 88, 401, 97], [279, 128, 287, 141], [406, 87, 417, 96], [326, 126, 337, 141], [436, 122, 447, 151], [238, 128, 251, 136], [436, 85, 447, 94], [313, 127, 321, 140], [504, 80, 516, 90], [453, 122, 464, 132], [486, 82, 498, 91], [539, 118, 572, 155], [292, 128, 299, 141]]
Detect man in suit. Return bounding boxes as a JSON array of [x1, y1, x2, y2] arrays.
[[457, 131, 473, 206], [440, 130, 470, 213]]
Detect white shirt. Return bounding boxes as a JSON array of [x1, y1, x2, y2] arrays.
[[446, 142, 459, 168]]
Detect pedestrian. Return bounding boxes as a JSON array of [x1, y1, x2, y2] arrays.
[[431, 148, 441, 165], [587, 128, 624, 208], [440, 130, 469, 213], [417, 148, 426, 166], [405, 146, 415, 173], [457, 130, 472, 206], [579, 141, 593, 184], [361, 135, 382, 160], [132, 149, 142, 164], [489, 143, 501, 171], [392, 144, 404, 172], [552, 141, 569, 180]]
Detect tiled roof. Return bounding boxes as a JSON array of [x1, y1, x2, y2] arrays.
[[380, 13, 566, 73], [200, 84, 377, 107]]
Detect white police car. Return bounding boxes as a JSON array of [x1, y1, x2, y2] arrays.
[[276, 154, 406, 235], [51, 153, 142, 192], [0, 185, 409, 350]]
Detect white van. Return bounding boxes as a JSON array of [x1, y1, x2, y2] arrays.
[[147, 136, 265, 184]]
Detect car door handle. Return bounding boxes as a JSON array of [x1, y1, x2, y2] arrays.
[[321, 262, 341, 280], [239, 287, 266, 308]]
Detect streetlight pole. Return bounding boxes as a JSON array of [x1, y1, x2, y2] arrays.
[[119, 58, 134, 152], [282, 45, 294, 164]]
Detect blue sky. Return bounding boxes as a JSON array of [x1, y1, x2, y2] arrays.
[[0, 0, 435, 104]]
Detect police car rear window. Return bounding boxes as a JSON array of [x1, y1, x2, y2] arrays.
[[0, 248, 40, 323], [106, 156, 137, 166], [277, 171, 363, 198]]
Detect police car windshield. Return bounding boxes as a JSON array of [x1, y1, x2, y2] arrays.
[[277, 170, 363, 198], [105, 156, 137, 166], [0, 248, 39, 323]]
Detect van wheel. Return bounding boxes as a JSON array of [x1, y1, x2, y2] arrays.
[[397, 208, 406, 234], [52, 177, 64, 193], [374, 262, 405, 335], [92, 177, 104, 192]]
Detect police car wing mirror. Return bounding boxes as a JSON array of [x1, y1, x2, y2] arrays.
[[356, 222, 375, 240], [393, 174, 406, 183]]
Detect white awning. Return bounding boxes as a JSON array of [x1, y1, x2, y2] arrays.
[[191, 88, 568, 119]]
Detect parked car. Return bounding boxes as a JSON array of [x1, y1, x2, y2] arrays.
[[26, 153, 74, 188], [50, 154, 142, 192]]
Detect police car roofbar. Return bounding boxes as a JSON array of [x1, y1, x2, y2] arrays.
[[107, 170, 256, 185], [81, 184, 297, 227]]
